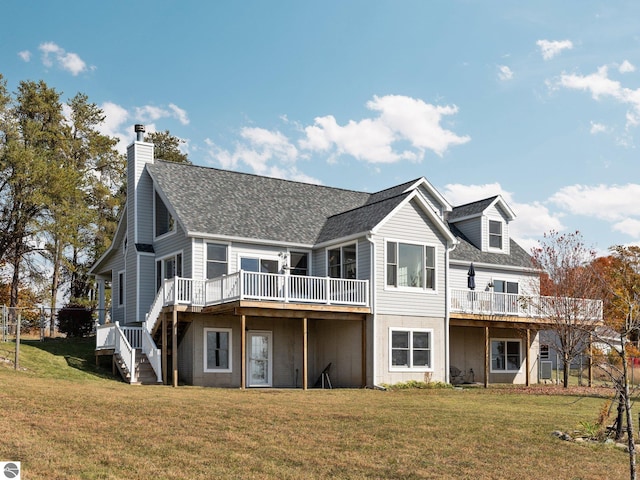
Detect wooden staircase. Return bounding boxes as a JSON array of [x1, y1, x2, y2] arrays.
[[114, 349, 163, 385]]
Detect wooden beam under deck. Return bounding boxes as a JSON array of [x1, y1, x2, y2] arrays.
[[450, 313, 554, 330], [202, 300, 369, 321]]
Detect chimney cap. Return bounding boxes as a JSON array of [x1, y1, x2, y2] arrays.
[[134, 124, 145, 133]]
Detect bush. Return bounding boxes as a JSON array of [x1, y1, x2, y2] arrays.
[[57, 304, 94, 338]]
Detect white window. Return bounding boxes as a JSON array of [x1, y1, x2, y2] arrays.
[[491, 339, 521, 372], [386, 242, 436, 290], [241, 257, 279, 273], [389, 328, 432, 371], [204, 328, 232, 373], [118, 271, 125, 307], [489, 220, 503, 249], [328, 244, 356, 279], [155, 191, 174, 237], [206, 243, 228, 279]]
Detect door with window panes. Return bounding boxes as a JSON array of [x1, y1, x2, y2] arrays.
[[493, 280, 518, 314], [241, 257, 279, 298]]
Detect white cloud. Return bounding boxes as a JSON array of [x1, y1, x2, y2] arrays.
[[38, 42, 87, 76], [300, 95, 469, 163], [204, 127, 318, 183], [135, 103, 190, 126], [613, 218, 640, 237], [18, 50, 31, 62], [619, 60, 635, 74], [558, 65, 640, 129], [590, 121, 607, 134], [498, 65, 513, 81], [550, 183, 640, 223], [537, 39, 573, 60]]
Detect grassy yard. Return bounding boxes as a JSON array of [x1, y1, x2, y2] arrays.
[[0, 338, 633, 479]]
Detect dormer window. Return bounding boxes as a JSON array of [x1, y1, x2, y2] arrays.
[[489, 220, 502, 249], [155, 191, 174, 237]]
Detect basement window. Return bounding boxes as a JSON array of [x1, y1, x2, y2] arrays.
[[204, 328, 232, 373]]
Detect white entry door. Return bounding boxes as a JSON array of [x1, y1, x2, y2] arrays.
[[247, 331, 273, 387]]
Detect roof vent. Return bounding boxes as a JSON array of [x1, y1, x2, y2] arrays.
[[134, 124, 145, 142]]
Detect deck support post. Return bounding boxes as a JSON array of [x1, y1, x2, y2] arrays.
[[162, 313, 167, 385], [362, 317, 367, 387], [525, 328, 531, 387], [172, 307, 178, 387], [241, 315, 246, 389], [484, 326, 489, 388], [302, 317, 308, 390]]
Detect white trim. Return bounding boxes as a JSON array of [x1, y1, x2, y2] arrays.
[[487, 218, 505, 253], [325, 241, 358, 279], [489, 338, 522, 373], [204, 327, 233, 373], [188, 231, 314, 249], [237, 253, 281, 273], [403, 177, 452, 212], [153, 188, 177, 241], [388, 327, 434, 372], [205, 241, 230, 279], [383, 238, 439, 294], [449, 259, 540, 274]]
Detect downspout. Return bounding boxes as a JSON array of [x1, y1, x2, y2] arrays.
[[366, 234, 378, 388], [445, 240, 457, 385]]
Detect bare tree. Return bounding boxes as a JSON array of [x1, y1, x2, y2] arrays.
[[530, 231, 603, 388]]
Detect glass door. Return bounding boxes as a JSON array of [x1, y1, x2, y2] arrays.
[[247, 331, 272, 387]]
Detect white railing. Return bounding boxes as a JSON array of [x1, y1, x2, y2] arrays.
[[153, 272, 369, 309], [114, 322, 137, 383], [141, 323, 162, 383], [95, 322, 162, 384], [450, 288, 602, 320]]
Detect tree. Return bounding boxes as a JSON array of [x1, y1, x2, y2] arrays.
[[144, 130, 190, 164], [593, 246, 640, 480], [530, 231, 603, 388]]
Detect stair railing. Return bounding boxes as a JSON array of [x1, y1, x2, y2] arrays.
[[141, 321, 162, 383], [114, 321, 137, 383]]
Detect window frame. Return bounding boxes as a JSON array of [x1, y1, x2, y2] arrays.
[[154, 190, 176, 239], [204, 327, 233, 373], [488, 219, 503, 251], [388, 327, 433, 372], [289, 251, 310, 276], [327, 243, 357, 279], [385, 240, 438, 292], [155, 251, 183, 292], [206, 242, 228, 280], [490, 338, 522, 373], [117, 270, 125, 308]]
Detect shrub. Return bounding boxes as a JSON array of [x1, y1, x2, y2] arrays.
[[57, 304, 94, 338]]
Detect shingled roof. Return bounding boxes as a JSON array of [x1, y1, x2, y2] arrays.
[[448, 196, 498, 221], [146, 161, 383, 245], [448, 224, 533, 268]]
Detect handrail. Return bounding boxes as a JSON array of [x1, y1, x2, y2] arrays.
[[450, 288, 603, 320], [114, 322, 137, 383], [141, 322, 162, 383]]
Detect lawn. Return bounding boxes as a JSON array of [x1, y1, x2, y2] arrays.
[[0, 338, 632, 479]]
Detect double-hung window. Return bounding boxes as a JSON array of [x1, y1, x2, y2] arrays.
[[489, 220, 503, 249], [389, 328, 432, 370], [386, 242, 436, 290], [491, 339, 521, 372], [204, 328, 232, 372], [328, 244, 356, 279], [206, 243, 228, 279]]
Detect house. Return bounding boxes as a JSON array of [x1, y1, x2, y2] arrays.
[[92, 125, 602, 387]]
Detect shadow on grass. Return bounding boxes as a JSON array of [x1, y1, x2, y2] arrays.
[[21, 336, 118, 380]]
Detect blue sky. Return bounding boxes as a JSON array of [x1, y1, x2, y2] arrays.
[[3, 1, 640, 255]]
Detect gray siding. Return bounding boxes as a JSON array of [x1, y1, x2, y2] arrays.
[[417, 185, 445, 219], [483, 205, 511, 254], [374, 199, 448, 318], [453, 217, 481, 249], [449, 264, 538, 295]]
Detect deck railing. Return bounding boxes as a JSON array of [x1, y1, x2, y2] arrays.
[[158, 271, 370, 308], [450, 288, 602, 320]]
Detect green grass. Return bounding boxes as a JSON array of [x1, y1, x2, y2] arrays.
[[0, 337, 633, 479]]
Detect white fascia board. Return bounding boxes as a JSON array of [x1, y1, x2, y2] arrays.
[[371, 190, 458, 247], [313, 232, 368, 250], [489, 195, 517, 221], [186, 231, 314, 249], [405, 177, 453, 212], [89, 205, 127, 275]]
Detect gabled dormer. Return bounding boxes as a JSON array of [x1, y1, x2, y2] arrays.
[[448, 195, 516, 255]]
